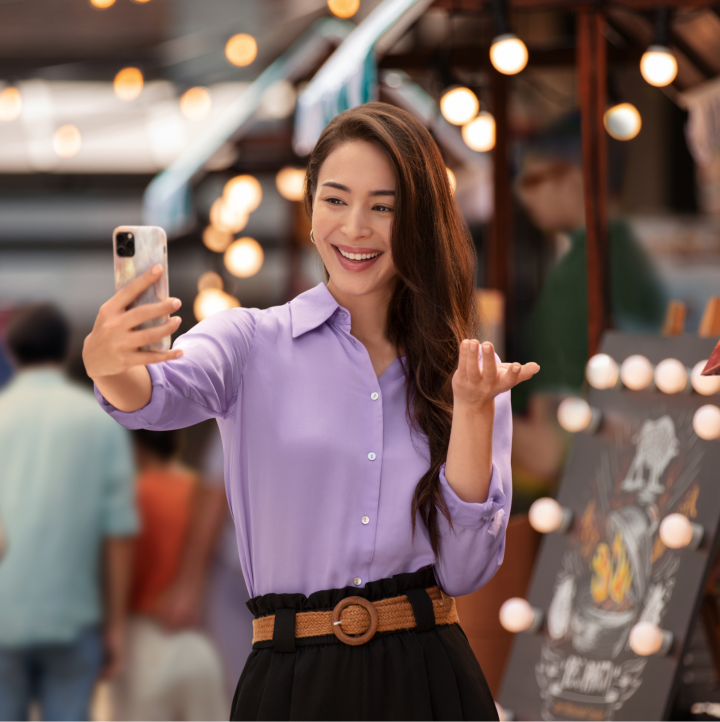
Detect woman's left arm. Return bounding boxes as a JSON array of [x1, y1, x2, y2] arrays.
[[435, 340, 539, 597]]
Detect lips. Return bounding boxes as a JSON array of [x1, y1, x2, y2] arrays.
[[332, 244, 383, 272]]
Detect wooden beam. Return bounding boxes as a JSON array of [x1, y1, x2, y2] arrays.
[[488, 68, 511, 300], [577, 8, 609, 357]]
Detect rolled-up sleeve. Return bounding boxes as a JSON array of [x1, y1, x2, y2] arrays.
[[95, 308, 257, 431], [433, 387, 513, 597]]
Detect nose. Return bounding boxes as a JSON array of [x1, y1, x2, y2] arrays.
[[341, 203, 371, 240]]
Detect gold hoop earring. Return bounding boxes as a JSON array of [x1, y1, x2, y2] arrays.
[[310, 230, 316, 245]]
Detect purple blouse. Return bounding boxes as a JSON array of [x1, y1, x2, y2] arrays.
[[96, 283, 512, 599]]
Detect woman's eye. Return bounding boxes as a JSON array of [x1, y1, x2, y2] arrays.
[[324, 197, 344, 206], [374, 205, 393, 213]]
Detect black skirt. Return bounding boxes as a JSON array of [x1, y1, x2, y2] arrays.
[[231, 568, 499, 721]]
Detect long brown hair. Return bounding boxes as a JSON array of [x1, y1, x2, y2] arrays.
[[303, 102, 479, 555]]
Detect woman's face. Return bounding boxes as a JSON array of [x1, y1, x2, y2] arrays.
[[312, 140, 397, 299]]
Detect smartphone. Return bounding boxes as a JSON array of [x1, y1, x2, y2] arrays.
[[113, 225, 171, 353]]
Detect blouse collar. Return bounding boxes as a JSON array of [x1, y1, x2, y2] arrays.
[[289, 283, 346, 338]]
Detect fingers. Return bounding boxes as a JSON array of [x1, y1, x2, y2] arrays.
[[110, 265, 164, 312], [133, 349, 184, 366], [480, 342, 496, 384], [130, 316, 182, 348], [124, 297, 181, 328], [497, 361, 540, 392], [466, 341, 482, 382]]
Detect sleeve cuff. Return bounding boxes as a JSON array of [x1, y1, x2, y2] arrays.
[[94, 364, 167, 430], [438, 462, 507, 529]]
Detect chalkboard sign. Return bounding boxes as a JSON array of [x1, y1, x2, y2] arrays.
[[499, 332, 720, 721]]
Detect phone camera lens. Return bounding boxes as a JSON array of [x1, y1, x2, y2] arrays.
[[116, 232, 135, 258]]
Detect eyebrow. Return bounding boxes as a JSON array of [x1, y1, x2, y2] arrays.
[[321, 181, 395, 197]]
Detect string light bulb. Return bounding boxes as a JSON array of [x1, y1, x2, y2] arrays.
[[327, 0, 360, 18], [659, 513, 703, 550], [202, 226, 233, 253], [0, 87, 22, 121], [586, 353, 620, 390], [225, 34, 257, 67], [693, 404, 720, 441], [439, 87, 479, 126], [462, 112, 496, 153], [180, 87, 212, 120], [640, 46, 677, 88], [528, 498, 573, 534], [655, 358, 689, 394], [197, 271, 224, 292], [224, 237, 264, 278], [276, 167, 306, 202], [490, 34, 528, 75], [628, 621, 673, 656], [620, 355, 654, 391], [557, 397, 600, 434], [603, 103, 642, 141], [223, 174, 262, 213], [499, 598, 543, 634], [90, 0, 115, 7], [53, 125, 82, 158], [210, 198, 249, 234], [194, 288, 240, 322], [114, 68, 143, 101], [691, 360, 720, 396]]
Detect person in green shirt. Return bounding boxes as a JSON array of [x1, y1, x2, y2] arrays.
[[511, 114, 667, 509]]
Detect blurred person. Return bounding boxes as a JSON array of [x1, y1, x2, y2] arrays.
[[0, 304, 137, 722], [111, 428, 226, 721], [511, 114, 667, 506]]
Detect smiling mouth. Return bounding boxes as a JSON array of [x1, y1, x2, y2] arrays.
[[334, 246, 381, 262]]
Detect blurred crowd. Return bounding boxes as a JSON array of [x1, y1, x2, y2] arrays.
[[0, 304, 253, 721]]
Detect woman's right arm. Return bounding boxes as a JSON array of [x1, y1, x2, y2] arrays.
[[83, 265, 184, 413]]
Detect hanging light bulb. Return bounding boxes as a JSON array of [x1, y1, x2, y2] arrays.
[[223, 175, 262, 213], [489, 34, 528, 75], [640, 8, 678, 88], [655, 358, 689, 394], [628, 621, 673, 657], [499, 598, 543, 634], [53, 125, 82, 158], [557, 397, 600, 434], [659, 513, 704, 550], [194, 288, 240, 322], [620, 355, 654, 391], [202, 226, 234, 253], [114, 67, 144, 101], [90, 0, 115, 7], [225, 34, 257, 67], [276, 167, 306, 202], [439, 87, 479, 126], [691, 360, 720, 396], [180, 87, 212, 120], [327, 0, 359, 18], [0, 87, 22, 122], [528, 498, 573, 534], [197, 271, 224, 292], [603, 103, 642, 141], [693, 404, 720, 440], [586, 353, 620, 390], [210, 198, 249, 234], [462, 112, 496, 153], [446, 168, 456, 193], [224, 237, 264, 278]]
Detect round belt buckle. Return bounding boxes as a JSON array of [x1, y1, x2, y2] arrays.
[[332, 596, 379, 646]]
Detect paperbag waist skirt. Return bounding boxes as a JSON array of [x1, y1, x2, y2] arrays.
[[230, 567, 499, 721]]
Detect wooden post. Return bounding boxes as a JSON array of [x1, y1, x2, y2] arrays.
[[488, 68, 511, 299], [577, 9, 609, 358]]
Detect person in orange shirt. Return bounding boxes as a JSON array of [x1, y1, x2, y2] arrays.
[[111, 429, 226, 722]]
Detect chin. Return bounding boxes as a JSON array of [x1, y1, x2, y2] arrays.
[[328, 264, 396, 298]]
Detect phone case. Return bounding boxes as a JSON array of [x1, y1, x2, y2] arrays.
[[113, 225, 170, 353]]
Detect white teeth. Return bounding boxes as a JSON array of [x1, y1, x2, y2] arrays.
[[338, 248, 380, 261]]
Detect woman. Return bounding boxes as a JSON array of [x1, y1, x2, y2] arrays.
[[84, 103, 539, 720]]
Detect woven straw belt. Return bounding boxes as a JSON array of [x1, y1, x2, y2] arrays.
[[252, 586, 458, 646]]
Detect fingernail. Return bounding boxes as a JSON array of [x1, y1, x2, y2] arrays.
[[175, 350, 183, 357], [483, 342, 492, 353], [171, 298, 181, 310], [152, 264, 162, 274], [173, 316, 182, 324]]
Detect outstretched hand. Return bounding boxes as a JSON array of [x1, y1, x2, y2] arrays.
[[452, 339, 539, 413]]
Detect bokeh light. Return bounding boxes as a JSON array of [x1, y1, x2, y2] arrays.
[[489, 34, 528, 75], [114, 68, 144, 101], [194, 288, 240, 322], [224, 237, 264, 278], [180, 87, 212, 120], [210, 198, 249, 234], [0, 87, 22, 122], [53, 125, 82, 158], [640, 46, 678, 87], [197, 271, 224, 292], [439, 87, 479, 126], [260, 80, 297, 120], [276, 167, 306, 202], [203, 226, 234, 253], [90, 0, 115, 8], [327, 0, 360, 18], [462, 112, 496, 152], [603, 103, 641, 141], [223, 175, 262, 213], [225, 34, 257, 67]]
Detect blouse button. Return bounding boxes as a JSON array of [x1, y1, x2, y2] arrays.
[[371, 392, 379, 400], [353, 577, 362, 586], [368, 452, 376, 461], [361, 516, 370, 525]]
